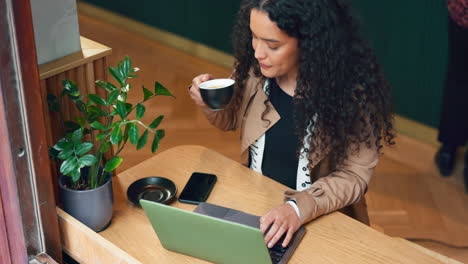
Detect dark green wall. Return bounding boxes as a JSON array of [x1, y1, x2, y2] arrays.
[[353, 1, 448, 128], [83, 0, 448, 128], [82, 0, 241, 53]]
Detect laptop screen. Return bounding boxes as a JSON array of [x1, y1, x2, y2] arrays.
[[140, 199, 272, 264]]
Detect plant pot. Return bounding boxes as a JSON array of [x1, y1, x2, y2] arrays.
[[59, 169, 114, 232]]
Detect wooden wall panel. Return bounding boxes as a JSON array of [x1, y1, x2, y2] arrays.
[[40, 53, 114, 204], [40, 78, 61, 205]]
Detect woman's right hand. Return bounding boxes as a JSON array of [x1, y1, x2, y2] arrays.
[[188, 73, 214, 107]]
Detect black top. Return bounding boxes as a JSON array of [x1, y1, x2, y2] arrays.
[[261, 79, 299, 190]]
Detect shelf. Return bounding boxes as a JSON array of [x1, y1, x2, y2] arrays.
[[38, 36, 111, 80]]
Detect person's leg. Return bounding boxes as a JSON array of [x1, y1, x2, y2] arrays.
[[436, 18, 468, 176], [464, 150, 468, 192]]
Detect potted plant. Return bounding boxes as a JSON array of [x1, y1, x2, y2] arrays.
[[49, 56, 174, 232]]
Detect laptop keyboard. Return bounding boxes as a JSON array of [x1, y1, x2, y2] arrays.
[[268, 234, 290, 264], [193, 203, 300, 264]]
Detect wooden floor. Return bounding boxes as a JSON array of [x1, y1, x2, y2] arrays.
[[78, 13, 468, 263]]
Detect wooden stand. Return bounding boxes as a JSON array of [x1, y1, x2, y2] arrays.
[[38, 37, 112, 202]]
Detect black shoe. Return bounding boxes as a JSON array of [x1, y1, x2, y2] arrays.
[[434, 145, 457, 177]]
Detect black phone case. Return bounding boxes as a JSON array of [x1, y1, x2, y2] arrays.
[[178, 173, 217, 205]]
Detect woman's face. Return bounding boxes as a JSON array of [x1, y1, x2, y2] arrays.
[[250, 9, 299, 79]]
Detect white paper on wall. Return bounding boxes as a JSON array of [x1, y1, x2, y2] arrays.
[[30, 0, 81, 65]]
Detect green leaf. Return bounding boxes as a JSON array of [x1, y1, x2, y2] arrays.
[[99, 141, 111, 153], [95, 80, 111, 92], [137, 130, 149, 150], [71, 168, 81, 182], [68, 90, 81, 98], [71, 129, 83, 145], [71, 95, 82, 102], [95, 80, 117, 92], [49, 147, 59, 160], [78, 154, 98, 167], [105, 156, 123, 172], [154, 82, 175, 98], [75, 117, 86, 128], [87, 113, 100, 123], [156, 129, 165, 139], [109, 66, 124, 86], [115, 101, 128, 119], [110, 126, 123, 145], [88, 94, 107, 106], [64, 131, 74, 140], [124, 103, 132, 113], [123, 56, 131, 75], [136, 104, 145, 119], [54, 139, 71, 151], [150, 130, 165, 153], [63, 79, 78, 93], [149, 115, 164, 129], [107, 90, 120, 105], [142, 87, 153, 101], [90, 121, 107, 131], [151, 133, 160, 153], [57, 149, 73, 160], [97, 133, 107, 141], [76, 142, 93, 155], [111, 121, 123, 128], [60, 158, 78, 175], [118, 61, 125, 79], [128, 123, 139, 145], [88, 105, 107, 117], [122, 123, 130, 143], [75, 101, 87, 113], [61, 88, 80, 98], [47, 94, 60, 112]]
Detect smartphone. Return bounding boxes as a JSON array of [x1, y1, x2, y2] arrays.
[[178, 172, 217, 205]]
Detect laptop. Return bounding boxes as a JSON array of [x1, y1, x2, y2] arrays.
[[140, 199, 306, 264]]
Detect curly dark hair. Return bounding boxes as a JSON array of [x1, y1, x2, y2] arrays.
[[231, 0, 395, 171]]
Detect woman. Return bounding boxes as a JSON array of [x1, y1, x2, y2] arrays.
[[188, 0, 394, 249]]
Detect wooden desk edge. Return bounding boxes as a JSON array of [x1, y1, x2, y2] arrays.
[[57, 207, 142, 264], [393, 237, 463, 264], [39, 36, 112, 80]]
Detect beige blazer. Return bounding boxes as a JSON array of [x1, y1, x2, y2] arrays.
[[202, 75, 378, 225]]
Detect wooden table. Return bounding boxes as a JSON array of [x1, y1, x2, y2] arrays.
[[58, 145, 457, 264]]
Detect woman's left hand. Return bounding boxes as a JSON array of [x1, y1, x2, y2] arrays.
[[260, 203, 301, 248]]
